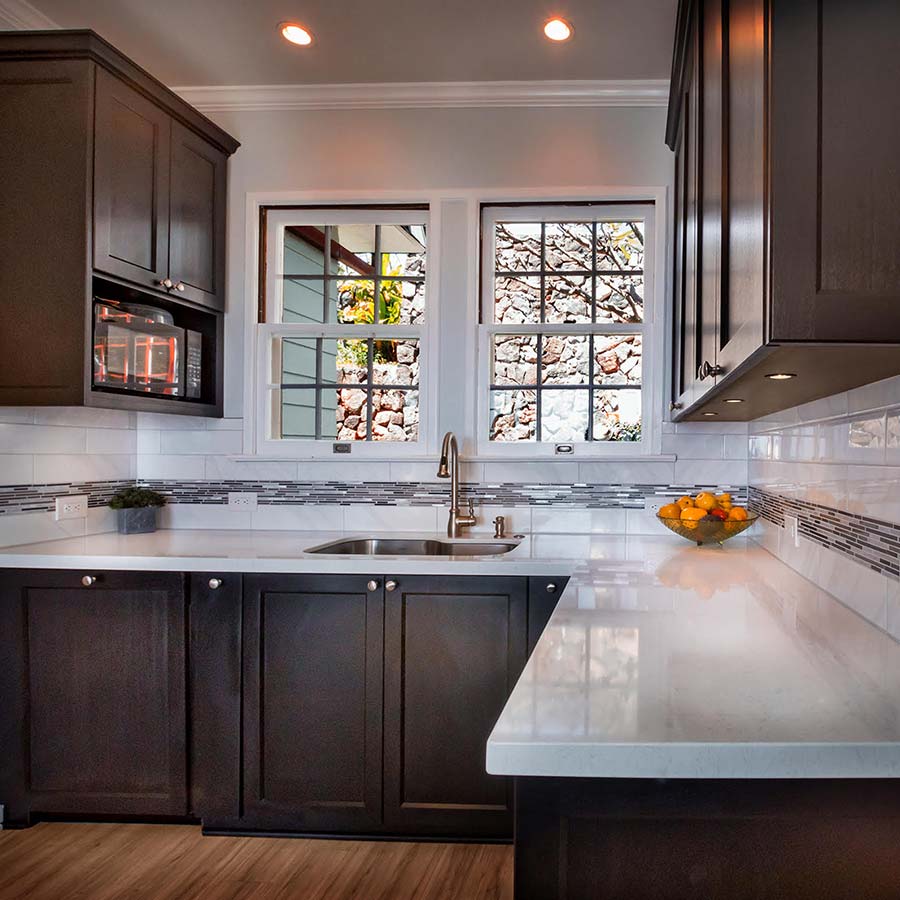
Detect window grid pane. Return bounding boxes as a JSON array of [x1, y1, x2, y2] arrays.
[[493, 220, 644, 326]]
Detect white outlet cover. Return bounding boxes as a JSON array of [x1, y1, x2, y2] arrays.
[[228, 491, 258, 509], [55, 494, 89, 521], [784, 514, 800, 548]]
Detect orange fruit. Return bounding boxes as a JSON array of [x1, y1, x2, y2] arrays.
[[680, 507, 708, 521], [728, 506, 748, 521], [716, 493, 732, 505], [676, 495, 694, 510], [695, 492, 718, 511], [658, 503, 682, 519]]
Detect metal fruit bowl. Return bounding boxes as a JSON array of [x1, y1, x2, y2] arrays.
[[657, 512, 758, 546]]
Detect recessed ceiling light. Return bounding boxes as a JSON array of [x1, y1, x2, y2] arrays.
[[703, 412, 719, 416], [543, 17, 573, 41], [280, 22, 313, 46], [724, 398, 744, 404], [765, 372, 797, 380]]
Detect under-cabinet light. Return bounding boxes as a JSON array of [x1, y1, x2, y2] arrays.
[[765, 373, 797, 380]]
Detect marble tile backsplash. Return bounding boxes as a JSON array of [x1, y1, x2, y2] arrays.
[[750, 374, 900, 640]]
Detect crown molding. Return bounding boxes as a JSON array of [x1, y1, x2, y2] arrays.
[[0, 0, 57, 30], [174, 79, 670, 113]]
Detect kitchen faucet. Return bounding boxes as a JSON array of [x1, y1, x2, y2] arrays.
[[436, 431, 477, 538]]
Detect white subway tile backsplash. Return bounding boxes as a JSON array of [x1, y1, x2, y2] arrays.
[[673, 458, 746, 488], [662, 433, 725, 459], [0, 423, 86, 454], [482, 462, 577, 484], [0, 408, 35, 425], [159, 505, 253, 530], [34, 453, 133, 483], [160, 429, 243, 455], [34, 407, 134, 429], [0, 455, 34, 485], [578, 460, 676, 484], [297, 461, 391, 481], [205, 456, 299, 481], [251, 504, 344, 531], [0, 509, 86, 548], [136, 412, 201, 430], [137, 455, 206, 480], [531, 507, 628, 535], [348, 505, 439, 532], [86, 428, 137, 454]]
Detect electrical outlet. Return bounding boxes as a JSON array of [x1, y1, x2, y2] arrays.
[[228, 491, 258, 510], [645, 499, 665, 515], [55, 495, 88, 521], [785, 514, 800, 548]]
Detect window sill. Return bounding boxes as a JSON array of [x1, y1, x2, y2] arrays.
[[227, 454, 678, 464]]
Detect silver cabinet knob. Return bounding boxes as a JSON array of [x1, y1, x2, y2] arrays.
[[157, 278, 174, 290], [385, 580, 398, 593], [208, 578, 222, 590], [81, 575, 96, 587], [367, 580, 379, 592], [669, 401, 683, 412], [175, 282, 186, 292], [546, 582, 558, 594], [698, 361, 724, 381]]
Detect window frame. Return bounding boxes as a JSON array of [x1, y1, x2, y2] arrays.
[[477, 202, 661, 458], [256, 205, 437, 458]]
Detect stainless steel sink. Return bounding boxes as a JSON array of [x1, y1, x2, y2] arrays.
[[306, 537, 520, 556]]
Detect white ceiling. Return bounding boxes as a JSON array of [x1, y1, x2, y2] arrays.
[[30, 0, 677, 86]]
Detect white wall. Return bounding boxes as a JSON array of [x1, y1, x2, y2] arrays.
[[750, 375, 900, 638], [131, 103, 745, 486]]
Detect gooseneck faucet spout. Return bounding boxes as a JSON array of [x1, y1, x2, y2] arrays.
[[436, 431, 477, 538]]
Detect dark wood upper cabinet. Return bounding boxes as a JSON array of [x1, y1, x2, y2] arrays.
[[667, 0, 900, 421], [383, 576, 528, 838], [241, 574, 385, 834], [0, 569, 187, 825], [0, 30, 238, 415]]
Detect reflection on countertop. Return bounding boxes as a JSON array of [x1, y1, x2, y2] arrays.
[[488, 537, 900, 779]]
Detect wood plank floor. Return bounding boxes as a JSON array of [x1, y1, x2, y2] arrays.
[[0, 823, 513, 900]]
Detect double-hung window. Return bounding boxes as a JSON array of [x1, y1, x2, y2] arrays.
[[480, 203, 656, 455], [258, 207, 430, 455]]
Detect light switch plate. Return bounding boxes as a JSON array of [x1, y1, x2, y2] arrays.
[[228, 491, 258, 510], [55, 495, 89, 521]]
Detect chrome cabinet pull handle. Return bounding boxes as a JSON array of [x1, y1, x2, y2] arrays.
[[81, 575, 96, 587], [385, 580, 398, 593], [367, 580, 379, 592], [208, 578, 222, 590]]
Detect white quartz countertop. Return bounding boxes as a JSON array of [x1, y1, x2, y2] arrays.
[[487, 536, 900, 779], [2, 528, 899, 780]]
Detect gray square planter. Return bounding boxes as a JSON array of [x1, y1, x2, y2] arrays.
[[117, 506, 159, 534]]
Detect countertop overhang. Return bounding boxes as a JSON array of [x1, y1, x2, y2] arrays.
[[1, 528, 898, 781]]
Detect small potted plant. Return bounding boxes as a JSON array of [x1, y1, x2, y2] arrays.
[[109, 486, 167, 534]]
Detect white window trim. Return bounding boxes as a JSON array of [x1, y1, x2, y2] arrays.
[[254, 205, 439, 459], [240, 186, 667, 464], [476, 202, 662, 458]]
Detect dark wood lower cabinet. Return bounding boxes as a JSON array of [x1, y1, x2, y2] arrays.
[[383, 576, 528, 838], [1, 568, 568, 840], [515, 777, 900, 900], [0, 569, 187, 825], [239, 574, 384, 834]]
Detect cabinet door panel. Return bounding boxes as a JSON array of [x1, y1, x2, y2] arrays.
[[93, 68, 170, 290], [671, 18, 705, 413], [242, 575, 383, 832], [719, 0, 766, 371], [169, 121, 227, 310], [0, 569, 186, 820], [770, 0, 900, 342], [384, 576, 527, 838]]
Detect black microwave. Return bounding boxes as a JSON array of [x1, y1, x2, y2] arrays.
[[92, 300, 202, 399]]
